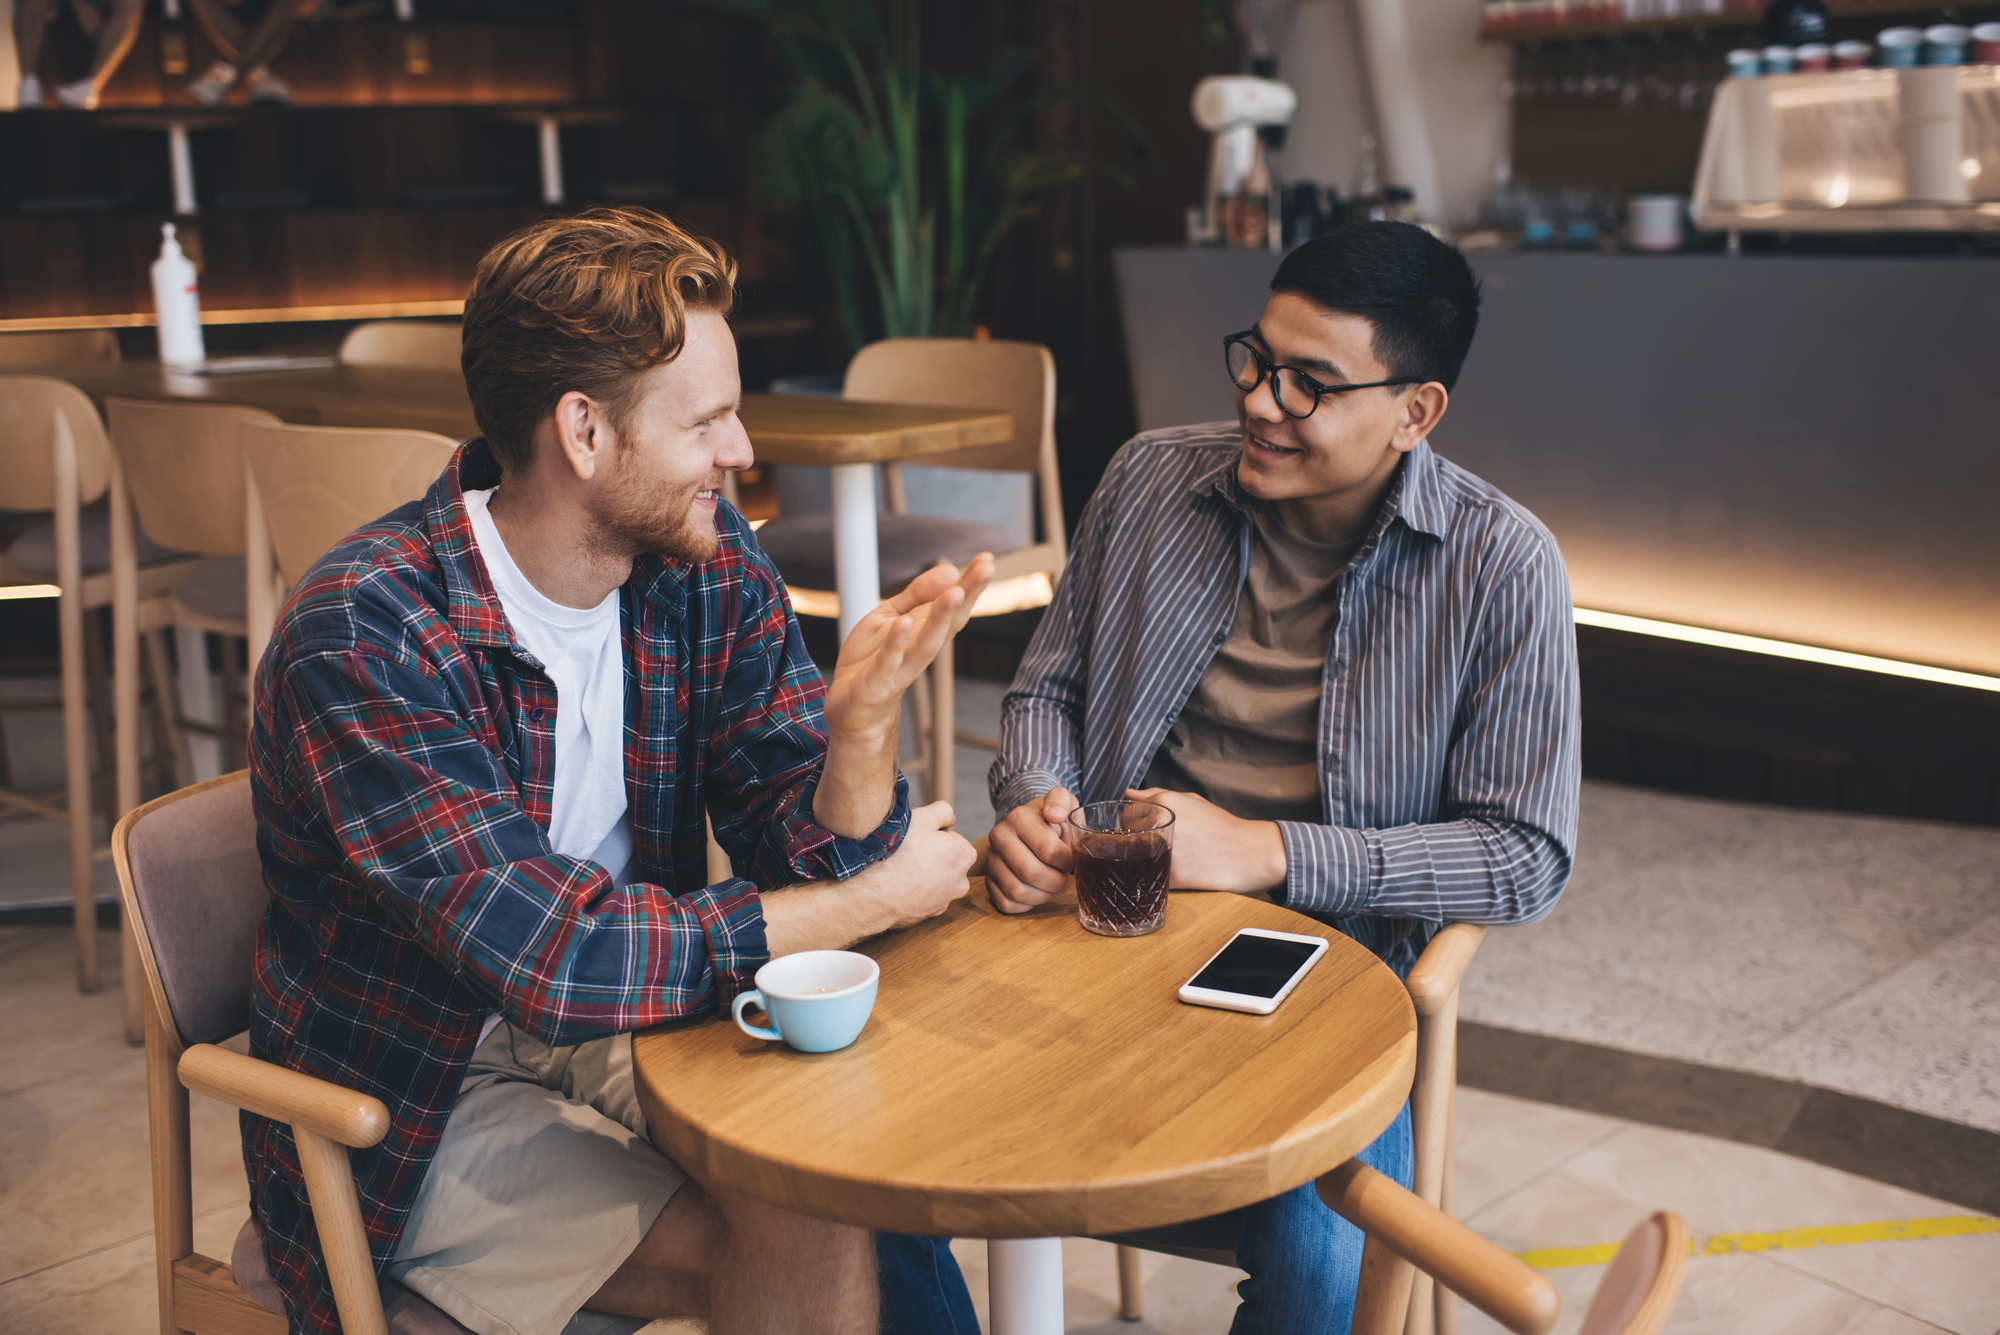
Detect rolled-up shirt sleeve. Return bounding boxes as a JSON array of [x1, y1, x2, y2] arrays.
[[1276, 542, 1580, 925]]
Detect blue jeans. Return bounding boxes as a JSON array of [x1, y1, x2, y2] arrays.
[[877, 1232, 980, 1334], [1232, 1102, 1414, 1334]]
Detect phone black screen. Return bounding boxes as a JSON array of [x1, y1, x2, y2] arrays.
[[1188, 934, 1321, 998]]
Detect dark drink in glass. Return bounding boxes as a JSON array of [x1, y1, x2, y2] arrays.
[[1067, 800, 1174, 936]]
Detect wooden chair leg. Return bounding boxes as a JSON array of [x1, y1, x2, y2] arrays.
[[145, 999, 194, 1335], [83, 608, 116, 814], [1116, 1243, 1143, 1321], [143, 627, 192, 792], [930, 636, 954, 807], [1355, 1232, 1419, 1335], [55, 415, 100, 992], [1405, 987, 1459, 1335], [909, 666, 935, 794], [295, 1126, 389, 1335], [1436, 1084, 1459, 1335]]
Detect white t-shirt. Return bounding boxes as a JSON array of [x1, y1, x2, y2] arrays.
[[465, 487, 636, 1044]]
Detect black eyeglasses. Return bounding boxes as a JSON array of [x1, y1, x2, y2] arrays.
[[1223, 331, 1419, 420]]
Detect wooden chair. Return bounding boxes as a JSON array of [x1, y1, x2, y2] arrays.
[[1320, 1159, 1688, 1335], [337, 320, 462, 371], [236, 419, 460, 658], [0, 376, 193, 998], [754, 337, 1062, 804], [0, 327, 122, 365], [115, 770, 492, 1335]]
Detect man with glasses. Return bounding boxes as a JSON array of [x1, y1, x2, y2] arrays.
[[985, 222, 1580, 1330]]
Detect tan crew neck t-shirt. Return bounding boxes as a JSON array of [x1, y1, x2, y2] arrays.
[[1142, 504, 1363, 823]]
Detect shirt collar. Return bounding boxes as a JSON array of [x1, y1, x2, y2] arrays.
[[1190, 434, 1451, 544], [423, 438, 692, 651]]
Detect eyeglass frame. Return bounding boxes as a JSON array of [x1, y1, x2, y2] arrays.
[[1222, 329, 1422, 420]]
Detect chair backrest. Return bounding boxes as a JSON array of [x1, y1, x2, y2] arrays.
[[0, 376, 114, 512], [844, 337, 1056, 477], [1577, 1211, 1688, 1335], [113, 771, 266, 1051], [107, 397, 282, 557], [339, 319, 463, 371], [0, 328, 121, 366], [240, 419, 460, 585]]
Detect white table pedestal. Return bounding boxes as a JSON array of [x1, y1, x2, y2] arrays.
[[988, 1237, 1064, 1335], [829, 462, 881, 642]]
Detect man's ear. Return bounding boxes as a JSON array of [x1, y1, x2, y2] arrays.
[[1391, 382, 1449, 454], [551, 389, 610, 483]]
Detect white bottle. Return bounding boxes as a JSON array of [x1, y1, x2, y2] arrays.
[[151, 222, 206, 367]]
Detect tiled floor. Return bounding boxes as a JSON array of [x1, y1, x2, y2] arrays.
[[4, 923, 1992, 1333]]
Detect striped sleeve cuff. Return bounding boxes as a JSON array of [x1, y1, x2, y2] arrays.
[[1275, 820, 1376, 917], [685, 875, 769, 1006], [992, 767, 1072, 818]]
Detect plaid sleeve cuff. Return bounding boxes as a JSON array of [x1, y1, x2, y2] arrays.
[[1275, 820, 1376, 917], [778, 768, 914, 883], [685, 875, 769, 1005]]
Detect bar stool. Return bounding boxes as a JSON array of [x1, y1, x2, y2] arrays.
[[106, 397, 280, 1038], [0, 376, 193, 995], [238, 418, 460, 655], [754, 338, 1062, 804], [337, 320, 461, 371]]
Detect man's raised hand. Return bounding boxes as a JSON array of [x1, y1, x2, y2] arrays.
[[987, 786, 1078, 914], [822, 556, 996, 745]]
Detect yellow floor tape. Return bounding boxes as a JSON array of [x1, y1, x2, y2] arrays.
[[1518, 1215, 2000, 1271]]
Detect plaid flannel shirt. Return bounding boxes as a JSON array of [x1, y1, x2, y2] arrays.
[[244, 438, 909, 1335]]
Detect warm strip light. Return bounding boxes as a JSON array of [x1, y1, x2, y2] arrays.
[[1573, 607, 2000, 693], [0, 299, 466, 333], [781, 572, 1054, 623], [0, 584, 62, 600]]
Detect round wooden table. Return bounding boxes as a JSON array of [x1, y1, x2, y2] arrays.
[[633, 882, 1415, 1334]]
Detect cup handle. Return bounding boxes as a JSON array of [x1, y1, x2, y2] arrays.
[[732, 990, 781, 1042]]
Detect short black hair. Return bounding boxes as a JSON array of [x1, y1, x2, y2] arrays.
[[1269, 222, 1482, 391]]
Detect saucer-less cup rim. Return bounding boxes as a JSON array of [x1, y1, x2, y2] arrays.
[[1068, 798, 1177, 837], [751, 949, 878, 1001]]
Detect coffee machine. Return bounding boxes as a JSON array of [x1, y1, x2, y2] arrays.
[[1191, 74, 1298, 248]]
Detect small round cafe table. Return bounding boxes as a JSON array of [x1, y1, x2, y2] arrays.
[[632, 882, 1416, 1335]]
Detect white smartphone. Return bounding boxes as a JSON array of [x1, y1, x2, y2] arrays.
[[1177, 927, 1330, 1015]]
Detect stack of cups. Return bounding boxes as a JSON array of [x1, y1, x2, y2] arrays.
[[1762, 45, 1796, 73], [1976, 24, 2000, 63], [1795, 43, 1831, 71], [1832, 41, 1874, 69]]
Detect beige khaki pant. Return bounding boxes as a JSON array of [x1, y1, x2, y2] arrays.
[[386, 1022, 687, 1335]]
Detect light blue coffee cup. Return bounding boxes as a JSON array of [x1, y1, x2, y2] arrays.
[[732, 950, 879, 1053]]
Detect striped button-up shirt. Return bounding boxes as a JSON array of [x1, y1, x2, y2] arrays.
[[247, 438, 908, 1335], [991, 423, 1578, 973]]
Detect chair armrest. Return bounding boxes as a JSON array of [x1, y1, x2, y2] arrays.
[[1406, 923, 1488, 1017], [970, 835, 990, 880], [180, 1044, 390, 1149], [1319, 1160, 1559, 1335]]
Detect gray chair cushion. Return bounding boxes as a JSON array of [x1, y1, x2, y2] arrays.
[[6, 500, 184, 577], [752, 512, 1018, 601], [125, 775, 266, 1046], [173, 553, 247, 623], [233, 1217, 649, 1335]]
